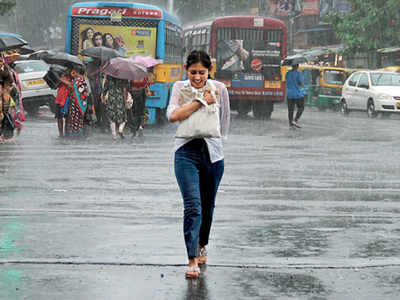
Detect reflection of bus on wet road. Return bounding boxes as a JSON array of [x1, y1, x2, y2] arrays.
[[65, 2, 183, 124], [184, 16, 287, 119]]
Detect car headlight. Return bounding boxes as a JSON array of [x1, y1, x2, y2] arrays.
[[377, 94, 392, 101]]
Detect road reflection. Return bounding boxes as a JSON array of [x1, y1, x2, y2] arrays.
[[184, 265, 209, 300]]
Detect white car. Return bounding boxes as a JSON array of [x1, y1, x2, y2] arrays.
[[340, 70, 400, 117], [14, 60, 57, 116]]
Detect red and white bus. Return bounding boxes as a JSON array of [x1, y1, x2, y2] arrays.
[[184, 16, 287, 119]]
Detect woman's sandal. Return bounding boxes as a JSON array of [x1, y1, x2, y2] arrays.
[[197, 247, 208, 265], [185, 266, 200, 279]]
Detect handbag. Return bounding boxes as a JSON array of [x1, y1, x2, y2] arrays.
[[174, 81, 221, 138]]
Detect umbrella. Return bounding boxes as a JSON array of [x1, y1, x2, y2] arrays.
[[29, 50, 83, 68], [281, 54, 310, 66], [102, 57, 148, 80], [130, 55, 162, 68], [18, 45, 35, 55], [41, 51, 83, 67], [0, 34, 28, 51], [81, 46, 124, 64], [28, 49, 57, 60], [43, 64, 69, 90]]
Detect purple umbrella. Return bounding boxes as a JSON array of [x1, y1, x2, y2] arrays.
[[102, 57, 148, 80], [130, 55, 162, 68]]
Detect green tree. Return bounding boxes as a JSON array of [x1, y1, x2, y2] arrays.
[[325, 0, 400, 56], [0, 0, 16, 15]]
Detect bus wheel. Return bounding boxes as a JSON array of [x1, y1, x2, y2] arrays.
[[237, 101, 252, 117], [253, 101, 273, 120]]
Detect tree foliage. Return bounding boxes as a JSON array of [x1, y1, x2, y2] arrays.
[[325, 0, 400, 56], [0, 0, 16, 15]]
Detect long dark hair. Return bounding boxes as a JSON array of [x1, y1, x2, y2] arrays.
[[92, 32, 103, 46], [103, 33, 118, 49], [186, 50, 212, 70], [81, 27, 94, 41]]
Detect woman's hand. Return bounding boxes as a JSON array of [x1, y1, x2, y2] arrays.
[[203, 91, 216, 105]]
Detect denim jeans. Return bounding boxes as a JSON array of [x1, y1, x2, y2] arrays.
[[174, 139, 224, 259]]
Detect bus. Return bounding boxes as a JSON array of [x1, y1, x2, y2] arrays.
[[65, 2, 183, 124], [183, 16, 287, 119]]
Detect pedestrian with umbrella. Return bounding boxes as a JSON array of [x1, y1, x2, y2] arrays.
[[81, 46, 124, 131], [62, 66, 90, 137], [128, 56, 161, 140], [285, 63, 305, 128], [101, 57, 147, 141], [34, 51, 90, 137], [4, 50, 25, 135]]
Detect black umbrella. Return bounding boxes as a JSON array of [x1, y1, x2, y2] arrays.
[[281, 54, 310, 66], [0, 35, 28, 51], [31, 51, 83, 68], [43, 64, 69, 90], [81, 46, 124, 64], [18, 45, 35, 55], [29, 50, 57, 60]]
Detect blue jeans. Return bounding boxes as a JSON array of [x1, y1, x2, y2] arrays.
[[174, 139, 224, 259]]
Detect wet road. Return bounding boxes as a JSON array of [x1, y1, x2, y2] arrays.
[[1, 105, 400, 299]]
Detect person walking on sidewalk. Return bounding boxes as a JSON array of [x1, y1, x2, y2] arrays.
[[286, 63, 304, 128], [167, 50, 230, 278]]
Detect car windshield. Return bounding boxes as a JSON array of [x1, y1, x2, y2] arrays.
[[324, 69, 347, 85], [15, 61, 48, 73], [370, 73, 400, 86]]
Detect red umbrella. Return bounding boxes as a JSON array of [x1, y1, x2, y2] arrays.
[[102, 57, 148, 80], [130, 55, 162, 68]]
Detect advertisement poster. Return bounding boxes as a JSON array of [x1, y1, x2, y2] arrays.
[[78, 24, 157, 61], [270, 0, 320, 17], [216, 39, 282, 88]]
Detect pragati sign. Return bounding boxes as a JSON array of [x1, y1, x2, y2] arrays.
[[72, 7, 162, 19]]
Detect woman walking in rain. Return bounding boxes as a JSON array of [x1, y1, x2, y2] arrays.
[[167, 50, 230, 278], [128, 76, 149, 140], [62, 67, 90, 137], [101, 75, 128, 141]]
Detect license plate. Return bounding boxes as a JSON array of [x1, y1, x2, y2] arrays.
[[26, 79, 45, 86], [264, 81, 281, 89]]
